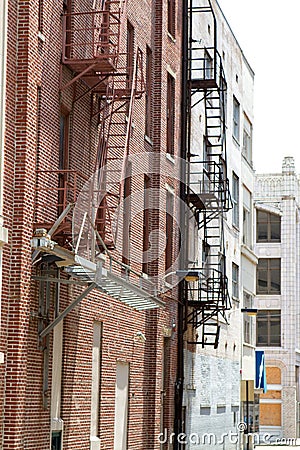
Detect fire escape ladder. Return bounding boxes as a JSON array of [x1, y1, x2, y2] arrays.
[[184, 0, 232, 347], [94, 47, 144, 249]]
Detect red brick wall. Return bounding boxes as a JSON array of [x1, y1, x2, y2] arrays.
[[1, 0, 182, 448]]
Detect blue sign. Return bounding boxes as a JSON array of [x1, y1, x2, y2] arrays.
[[255, 350, 267, 393]]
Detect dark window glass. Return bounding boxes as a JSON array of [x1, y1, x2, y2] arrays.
[[233, 97, 240, 141], [165, 190, 174, 271], [145, 46, 152, 139], [257, 259, 281, 295], [232, 173, 239, 227], [257, 210, 281, 242], [232, 263, 239, 299], [168, 0, 175, 36], [167, 73, 175, 155], [143, 175, 150, 274], [256, 310, 281, 347]]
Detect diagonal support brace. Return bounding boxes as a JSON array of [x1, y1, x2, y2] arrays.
[[39, 282, 96, 339]]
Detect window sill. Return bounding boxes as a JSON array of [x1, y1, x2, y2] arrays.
[[166, 152, 175, 164], [256, 292, 281, 296], [232, 135, 240, 147], [167, 32, 176, 43], [38, 31, 46, 43], [232, 224, 240, 233], [144, 134, 153, 146], [242, 152, 254, 170], [243, 342, 256, 350], [256, 345, 282, 349]]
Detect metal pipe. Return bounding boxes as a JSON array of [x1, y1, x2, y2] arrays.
[[174, 0, 189, 447]]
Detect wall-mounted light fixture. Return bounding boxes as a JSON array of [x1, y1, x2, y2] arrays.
[[241, 308, 258, 317]]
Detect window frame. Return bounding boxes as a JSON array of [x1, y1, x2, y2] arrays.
[[256, 310, 281, 347], [232, 262, 239, 300], [242, 113, 253, 164], [165, 188, 174, 271], [257, 258, 281, 295], [243, 186, 252, 247], [167, 0, 176, 37], [145, 45, 153, 139], [256, 210, 281, 243], [233, 96, 240, 142], [232, 172, 239, 228], [167, 73, 175, 156], [142, 175, 150, 274]]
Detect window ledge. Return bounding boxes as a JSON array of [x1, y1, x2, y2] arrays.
[[241, 244, 258, 265], [144, 134, 153, 146], [38, 31, 46, 43], [243, 342, 256, 350], [232, 224, 240, 233], [166, 153, 175, 164], [167, 32, 176, 43], [232, 135, 240, 147]]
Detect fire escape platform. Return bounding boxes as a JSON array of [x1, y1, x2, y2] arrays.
[[63, 58, 116, 73], [31, 237, 164, 312], [190, 79, 219, 90]]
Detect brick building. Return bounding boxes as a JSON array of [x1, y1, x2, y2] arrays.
[[0, 0, 183, 449], [255, 156, 300, 440]]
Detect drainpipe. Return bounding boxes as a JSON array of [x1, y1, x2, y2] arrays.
[[174, 0, 189, 447], [0, 0, 9, 363]]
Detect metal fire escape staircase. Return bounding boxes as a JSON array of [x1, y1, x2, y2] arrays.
[[184, 0, 232, 348], [32, 0, 163, 346]]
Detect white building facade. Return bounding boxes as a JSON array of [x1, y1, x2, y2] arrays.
[[182, 1, 257, 449], [254, 156, 300, 440]]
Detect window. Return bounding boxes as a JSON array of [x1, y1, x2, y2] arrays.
[[256, 310, 281, 347], [243, 186, 252, 247], [243, 292, 253, 345], [243, 114, 252, 164], [168, 0, 175, 36], [63, 0, 71, 59], [145, 46, 152, 139], [122, 163, 132, 267], [38, 0, 43, 32], [167, 73, 175, 155], [126, 21, 134, 113], [256, 210, 281, 243], [232, 263, 239, 299], [233, 96, 240, 142], [90, 322, 103, 438], [165, 189, 174, 271], [58, 113, 70, 214], [232, 172, 239, 227], [143, 176, 150, 274], [204, 50, 213, 80], [257, 258, 281, 294]]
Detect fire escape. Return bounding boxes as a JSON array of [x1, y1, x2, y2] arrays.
[[183, 0, 232, 348], [32, 0, 164, 379]]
